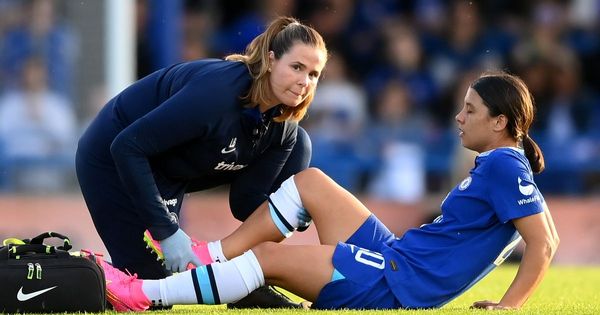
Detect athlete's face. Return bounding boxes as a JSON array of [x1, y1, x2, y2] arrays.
[[455, 88, 506, 153], [268, 42, 326, 108]]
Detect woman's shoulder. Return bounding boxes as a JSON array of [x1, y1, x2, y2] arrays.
[[182, 59, 250, 78], [479, 147, 529, 172]]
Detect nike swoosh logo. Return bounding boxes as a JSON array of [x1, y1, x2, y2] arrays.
[[17, 286, 57, 301], [518, 177, 534, 196], [221, 138, 237, 154], [221, 147, 236, 154]]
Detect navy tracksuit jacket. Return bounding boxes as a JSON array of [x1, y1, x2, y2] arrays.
[[76, 59, 311, 278]]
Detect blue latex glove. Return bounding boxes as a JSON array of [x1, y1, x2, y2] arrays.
[[159, 228, 202, 272]]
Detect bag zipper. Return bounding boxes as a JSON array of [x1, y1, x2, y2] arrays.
[[27, 262, 34, 279], [35, 262, 42, 279]]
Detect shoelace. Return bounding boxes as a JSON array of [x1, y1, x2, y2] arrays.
[[106, 265, 139, 284]]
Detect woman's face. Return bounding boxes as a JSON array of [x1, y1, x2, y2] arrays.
[[268, 42, 327, 108], [455, 88, 501, 153]]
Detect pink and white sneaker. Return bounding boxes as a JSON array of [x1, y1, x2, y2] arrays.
[[82, 250, 151, 312], [143, 230, 213, 269]]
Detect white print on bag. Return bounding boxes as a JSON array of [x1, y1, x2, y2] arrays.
[[214, 161, 247, 171], [17, 286, 57, 301], [221, 138, 237, 154]]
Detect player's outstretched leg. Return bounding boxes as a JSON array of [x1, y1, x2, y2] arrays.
[[88, 242, 334, 312]]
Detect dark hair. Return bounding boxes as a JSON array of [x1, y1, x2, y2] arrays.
[[471, 72, 545, 173], [226, 16, 327, 122]]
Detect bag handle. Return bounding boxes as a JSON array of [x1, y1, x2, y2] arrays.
[[30, 232, 72, 251], [1, 244, 71, 259]]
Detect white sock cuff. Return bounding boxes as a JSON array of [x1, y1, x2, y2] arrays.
[[272, 175, 303, 208], [268, 176, 305, 232], [207, 240, 227, 263], [231, 250, 265, 292], [158, 279, 169, 306]]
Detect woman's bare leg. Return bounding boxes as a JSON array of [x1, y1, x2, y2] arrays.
[[253, 241, 335, 302], [293, 168, 372, 245], [221, 168, 371, 259]]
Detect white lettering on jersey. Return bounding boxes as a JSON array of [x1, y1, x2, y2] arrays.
[[161, 198, 178, 207], [214, 161, 248, 171], [517, 195, 541, 206]]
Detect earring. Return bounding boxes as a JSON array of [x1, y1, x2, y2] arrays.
[[268, 67, 272, 72]]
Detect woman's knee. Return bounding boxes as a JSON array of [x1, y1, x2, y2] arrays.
[[294, 167, 328, 190], [251, 241, 281, 260]]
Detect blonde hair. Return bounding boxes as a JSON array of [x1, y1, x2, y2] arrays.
[[226, 16, 327, 122]]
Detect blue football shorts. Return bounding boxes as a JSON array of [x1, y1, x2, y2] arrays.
[[312, 214, 403, 309]]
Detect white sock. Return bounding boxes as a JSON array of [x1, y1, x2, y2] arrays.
[[141, 271, 197, 306], [207, 240, 228, 262], [268, 175, 310, 237], [141, 250, 264, 305]]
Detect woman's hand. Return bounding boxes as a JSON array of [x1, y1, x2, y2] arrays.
[[160, 228, 203, 272], [471, 300, 514, 310]]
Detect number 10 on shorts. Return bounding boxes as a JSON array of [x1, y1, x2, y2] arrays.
[[354, 248, 385, 269]]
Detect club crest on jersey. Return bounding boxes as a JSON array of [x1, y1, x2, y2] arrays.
[[458, 176, 472, 191], [214, 161, 247, 171]]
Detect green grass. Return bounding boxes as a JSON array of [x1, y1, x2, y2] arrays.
[[33, 265, 600, 314], [154, 265, 599, 315]]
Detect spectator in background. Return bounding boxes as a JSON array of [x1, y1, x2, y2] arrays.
[[212, 0, 296, 56], [0, 55, 77, 192], [181, 1, 216, 61], [365, 21, 438, 116], [366, 80, 428, 203], [428, 0, 505, 93], [304, 53, 367, 144], [566, 0, 600, 90], [0, 0, 24, 38], [533, 50, 597, 194], [298, 0, 354, 52], [328, 0, 399, 79], [543, 51, 594, 148], [304, 53, 368, 191], [0, 0, 78, 98]]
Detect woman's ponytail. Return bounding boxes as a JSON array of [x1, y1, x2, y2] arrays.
[[523, 134, 545, 174]]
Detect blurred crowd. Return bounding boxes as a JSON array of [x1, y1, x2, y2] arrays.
[[0, 0, 598, 199]]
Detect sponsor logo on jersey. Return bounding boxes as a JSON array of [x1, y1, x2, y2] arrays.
[[221, 138, 237, 154], [458, 176, 472, 191], [214, 161, 247, 171], [518, 177, 535, 196], [161, 198, 178, 207], [517, 177, 540, 205], [517, 195, 541, 206], [160, 198, 179, 223]]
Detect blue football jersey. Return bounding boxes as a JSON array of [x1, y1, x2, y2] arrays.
[[382, 147, 545, 308]]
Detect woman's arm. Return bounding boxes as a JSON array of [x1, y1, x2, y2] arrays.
[[479, 203, 559, 309]]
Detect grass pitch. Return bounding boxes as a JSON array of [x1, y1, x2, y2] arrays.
[[153, 264, 598, 315], [25, 264, 600, 314]]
